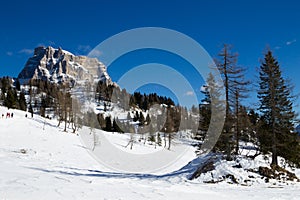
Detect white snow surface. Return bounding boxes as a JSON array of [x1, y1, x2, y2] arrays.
[[1, 106, 300, 200]]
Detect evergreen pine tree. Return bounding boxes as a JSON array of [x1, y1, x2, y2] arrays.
[[18, 92, 27, 111], [113, 118, 124, 133], [133, 111, 139, 122], [199, 78, 213, 140], [258, 50, 299, 167], [104, 116, 112, 132], [4, 88, 17, 109], [15, 79, 21, 91], [198, 72, 226, 154], [145, 114, 151, 125], [148, 123, 156, 144], [29, 104, 34, 118], [139, 111, 145, 125]]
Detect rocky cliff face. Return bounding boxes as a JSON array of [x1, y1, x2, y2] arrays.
[[18, 46, 112, 85]]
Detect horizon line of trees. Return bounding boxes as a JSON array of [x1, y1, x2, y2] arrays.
[[197, 44, 299, 168]]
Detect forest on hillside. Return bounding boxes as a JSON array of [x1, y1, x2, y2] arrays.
[[0, 44, 299, 170]]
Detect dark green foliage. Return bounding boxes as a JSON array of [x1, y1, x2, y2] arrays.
[[148, 123, 156, 143], [199, 83, 212, 140], [15, 79, 21, 91], [96, 81, 116, 102], [28, 79, 61, 118], [139, 111, 145, 125], [4, 88, 17, 109], [198, 72, 226, 155], [104, 116, 112, 132], [18, 92, 27, 111], [104, 102, 107, 112], [113, 118, 124, 133], [258, 50, 299, 167], [130, 92, 175, 111], [133, 111, 139, 122], [145, 114, 151, 125], [29, 104, 34, 117], [0, 77, 11, 94]]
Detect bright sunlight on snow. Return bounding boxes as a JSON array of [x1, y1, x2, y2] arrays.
[[1, 106, 300, 199]]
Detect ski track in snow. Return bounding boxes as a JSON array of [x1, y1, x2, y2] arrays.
[[0, 107, 300, 200]]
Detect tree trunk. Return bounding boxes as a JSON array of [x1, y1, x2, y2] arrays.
[[224, 51, 232, 161], [164, 133, 167, 148], [64, 96, 67, 132], [235, 92, 240, 154], [168, 133, 171, 150], [271, 120, 278, 166]]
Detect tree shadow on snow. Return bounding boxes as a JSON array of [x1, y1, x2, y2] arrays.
[[25, 154, 213, 180]]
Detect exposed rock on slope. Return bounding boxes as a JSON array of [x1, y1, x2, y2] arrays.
[[18, 46, 111, 85]]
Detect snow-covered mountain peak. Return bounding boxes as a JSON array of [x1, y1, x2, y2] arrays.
[[17, 46, 112, 86]]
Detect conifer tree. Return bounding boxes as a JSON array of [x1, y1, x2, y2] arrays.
[[15, 79, 21, 91], [18, 92, 27, 111], [104, 116, 112, 132], [113, 118, 124, 133], [139, 111, 145, 125], [258, 50, 299, 167], [145, 114, 151, 125], [199, 72, 226, 154], [199, 79, 212, 139], [4, 88, 17, 109], [156, 133, 162, 146], [148, 123, 156, 145]]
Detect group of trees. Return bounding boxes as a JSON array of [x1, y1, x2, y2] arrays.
[[95, 81, 175, 111], [198, 44, 300, 167], [25, 78, 183, 150], [130, 92, 175, 111], [0, 44, 299, 168], [20, 79, 76, 132], [0, 77, 26, 111], [92, 104, 182, 150]]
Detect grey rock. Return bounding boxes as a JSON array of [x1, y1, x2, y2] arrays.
[[18, 46, 112, 86]]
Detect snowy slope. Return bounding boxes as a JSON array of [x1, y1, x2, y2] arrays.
[[1, 106, 300, 200]]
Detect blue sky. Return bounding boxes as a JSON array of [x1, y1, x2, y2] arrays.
[[0, 0, 300, 111]]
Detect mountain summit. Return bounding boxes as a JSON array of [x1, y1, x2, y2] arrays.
[[17, 46, 111, 85]]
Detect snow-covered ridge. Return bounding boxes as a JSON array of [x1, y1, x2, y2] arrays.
[[17, 46, 112, 85]]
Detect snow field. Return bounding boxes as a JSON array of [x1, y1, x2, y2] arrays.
[[0, 106, 300, 200]]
